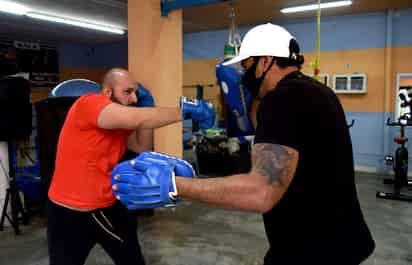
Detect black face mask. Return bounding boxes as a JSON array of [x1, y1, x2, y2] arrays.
[[241, 57, 275, 99]]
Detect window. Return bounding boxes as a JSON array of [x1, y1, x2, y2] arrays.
[[333, 74, 367, 94], [334, 75, 349, 91], [395, 73, 412, 120]]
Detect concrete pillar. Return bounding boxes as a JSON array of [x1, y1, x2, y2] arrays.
[[128, 0, 183, 157]]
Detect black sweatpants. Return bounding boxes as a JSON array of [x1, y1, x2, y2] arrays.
[[47, 200, 145, 265]]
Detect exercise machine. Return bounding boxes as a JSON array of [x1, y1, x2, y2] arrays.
[[0, 142, 28, 235], [377, 92, 412, 202]]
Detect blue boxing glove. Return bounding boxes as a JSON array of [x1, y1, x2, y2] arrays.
[[137, 152, 195, 177], [112, 151, 195, 209], [180, 96, 215, 130], [216, 63, 255, 136], [136, 83, 155, 107]]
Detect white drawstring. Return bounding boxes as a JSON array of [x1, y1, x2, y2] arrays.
[[91, 213, 123, 243], [99, 210, 114, 229]]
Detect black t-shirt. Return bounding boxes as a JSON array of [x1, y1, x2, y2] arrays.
[[255, 71, 375, 265]]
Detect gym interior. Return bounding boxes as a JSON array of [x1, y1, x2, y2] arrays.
[[0, 0, 411, 264]]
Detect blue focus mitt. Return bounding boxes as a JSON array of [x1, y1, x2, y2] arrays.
[[216, 63, 254, 135], [112, 151, 195, 210]]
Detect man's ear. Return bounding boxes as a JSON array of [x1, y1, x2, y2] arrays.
[[262, 56, 274, 72], [101, 86, 112, 98]]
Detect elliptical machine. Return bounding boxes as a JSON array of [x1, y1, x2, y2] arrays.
[[377, 92, 412, 202]]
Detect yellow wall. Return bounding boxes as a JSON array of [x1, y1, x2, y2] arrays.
[[303, 48, 385, 112], [183, 46, 412, 113], [183, 58, 222, 108], [400, 78, 412, 86], [31, 90, 49, 104]]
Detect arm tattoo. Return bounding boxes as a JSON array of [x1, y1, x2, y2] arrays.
[[251, 143, 298, 185]]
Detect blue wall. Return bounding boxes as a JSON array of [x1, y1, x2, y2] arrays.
[[93, 41, 128, 68], [392, 8, 412, 47], [183, 8, 412, 60], [59, 40, 128, 69], [184, 29, 238, 60], [346, 112, 386, 172], [346, 111, 412, 173], [59, 43, 96, 68], [283, 12, 386, 52]]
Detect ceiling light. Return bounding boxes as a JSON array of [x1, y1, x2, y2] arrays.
[[26, 12, 125, 35], [280, 1, 352, 14], [0, 1, 31, 15]]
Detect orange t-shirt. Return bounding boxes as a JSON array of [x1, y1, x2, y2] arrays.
[[48, 94, 132, 209]]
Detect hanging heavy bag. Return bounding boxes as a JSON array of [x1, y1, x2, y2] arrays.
[[0, 76, 32, 141], [35, 96, 78, 195]]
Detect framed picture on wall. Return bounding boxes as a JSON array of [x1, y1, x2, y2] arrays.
[[333, 74, 367, 94], [305, 73, 330, 86]]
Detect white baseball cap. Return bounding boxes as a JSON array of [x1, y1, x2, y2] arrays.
[[223, 23, 296, 66]]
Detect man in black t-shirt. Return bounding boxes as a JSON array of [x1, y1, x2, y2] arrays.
[[113, 23, 375, 265], [228, 23, 374, 264], [227, 24, 374, 264]]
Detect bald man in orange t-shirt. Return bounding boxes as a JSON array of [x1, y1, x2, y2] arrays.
[[47, 68, 184, 265]]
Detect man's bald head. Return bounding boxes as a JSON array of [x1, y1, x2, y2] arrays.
[[102, 68, 131, 89], [101, 68, 137, 106]]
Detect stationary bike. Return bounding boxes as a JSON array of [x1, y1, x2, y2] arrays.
[[377, 94, 412, 202]]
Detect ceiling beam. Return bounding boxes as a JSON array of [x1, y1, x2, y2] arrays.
[[161, 0, 228, 17]]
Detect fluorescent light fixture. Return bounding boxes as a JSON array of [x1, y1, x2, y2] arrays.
[[0, 1, 31, 15], [26, 12, 125, 35], [280, 0, 352, 14]]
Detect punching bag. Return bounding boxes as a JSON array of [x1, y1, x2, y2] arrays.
[[0, 76, 32, 141], [35, 97, 78, 194], [36, 79, 100, 193]]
